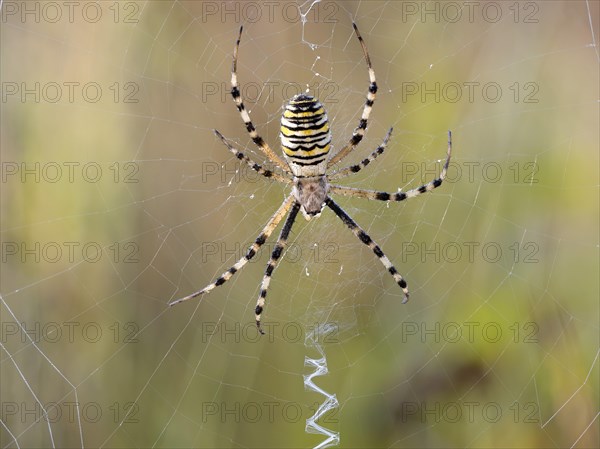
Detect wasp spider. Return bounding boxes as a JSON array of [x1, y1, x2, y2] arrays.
[[170, 23, 452, 334]]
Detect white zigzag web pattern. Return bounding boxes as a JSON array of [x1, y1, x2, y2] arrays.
[[304, 324, 340, 449]]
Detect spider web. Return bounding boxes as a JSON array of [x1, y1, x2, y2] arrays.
[[1, 1, 598, 448]]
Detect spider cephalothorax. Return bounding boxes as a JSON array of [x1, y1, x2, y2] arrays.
[[170, 23, 452, 335], [292, 175, 329, 219]]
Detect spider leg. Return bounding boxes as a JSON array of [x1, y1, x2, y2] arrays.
[[255, 201, 301, 334], [325, 197, 409, 302], [328, 23, 377, 168], [328, 127, 392, 180], [169, 195, 295, 306], [231, 26, 290, 173], [329, 131, 452, 201], [214, 130, 292, 184]]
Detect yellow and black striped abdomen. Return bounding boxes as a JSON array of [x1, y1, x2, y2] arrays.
[[280, 94, 331, 177]]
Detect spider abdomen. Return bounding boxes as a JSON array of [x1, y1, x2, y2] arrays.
[[280, 94, 331, 177]]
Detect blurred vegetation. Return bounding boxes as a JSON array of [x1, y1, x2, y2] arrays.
[[1, 1, 598, 448]]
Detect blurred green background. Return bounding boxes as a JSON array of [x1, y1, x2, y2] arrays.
[[1, 1, 598, 448]]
